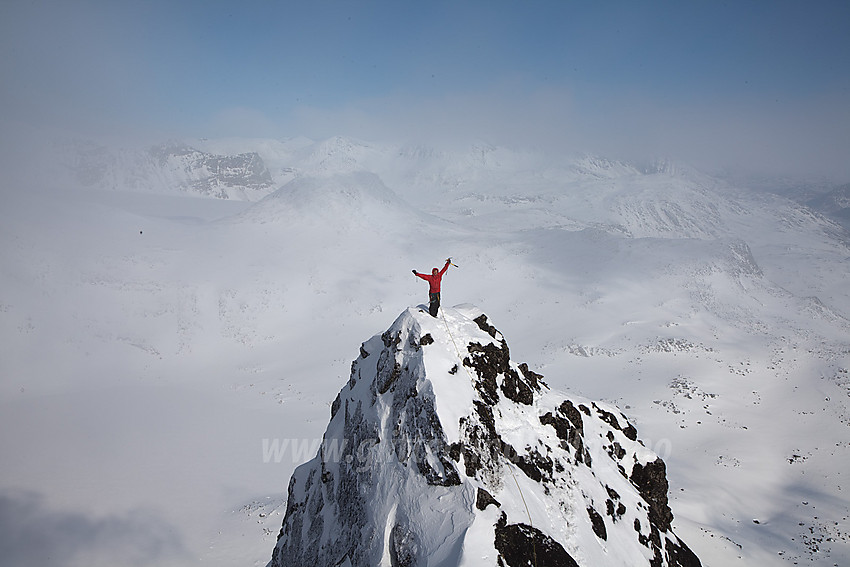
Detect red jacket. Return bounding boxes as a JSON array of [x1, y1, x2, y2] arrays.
[[415, 260, 450, 293]]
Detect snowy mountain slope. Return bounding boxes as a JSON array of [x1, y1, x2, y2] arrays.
[[290, 136, 393, 176], [806, 183, 850, 228], [738, 176, 850, 231], [268, 306, 701, 567], [235, 171, 421, 228], [1, 135, 849, 566], [54, 140, 277, 199], [492, 230, 850, 564], [382, 149, 850, 321]]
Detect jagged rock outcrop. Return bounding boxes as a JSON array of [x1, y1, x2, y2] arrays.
[[149, 144, 274, 199], [57, 140, 275, 199], [267, 306, 702, 567]]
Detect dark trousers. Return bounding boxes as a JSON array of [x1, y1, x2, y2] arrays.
[[429, 292, 440, 317]]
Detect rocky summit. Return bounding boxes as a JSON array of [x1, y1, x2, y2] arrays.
[[267, 306, 701, 567]]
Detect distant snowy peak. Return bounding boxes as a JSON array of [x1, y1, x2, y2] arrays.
[[610, 180, 731, 239], [149, 143, 275, 199], [56, 140, 276, 200], [570, 155, 643, 178], [267, 306, 702, 567], [295, 136, 389, 174], [806, 183, 850, 227], [234, 172, 426, 231], [272, 172, 400, 210], [569, 155, 705, 179]]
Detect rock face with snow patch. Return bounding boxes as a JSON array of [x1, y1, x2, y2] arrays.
[[58, 140, 275, 199], [267, 307, 701, 567], [149, 144, 274, 199]]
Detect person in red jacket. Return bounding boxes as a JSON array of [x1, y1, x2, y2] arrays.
[[413, 258, 452, 317]]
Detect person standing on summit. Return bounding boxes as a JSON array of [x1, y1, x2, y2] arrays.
[[413, 258, 452, 317]]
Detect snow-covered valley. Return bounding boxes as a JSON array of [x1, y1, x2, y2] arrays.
[[1, 137, 848, 566]]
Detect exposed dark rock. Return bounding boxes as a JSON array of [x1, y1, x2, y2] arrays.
[[570, 440, 593, 466], [473, 314, 499, 338], [269, 307, 702, 567], [476, 487, 501, 511], [448, 442, 462, 462], [631, 458, 673, 532], [587, 506, 608, 540], [394, 378, 461, 487], [414, 436, 461, 487], [538, 412, 562, 434], [518, 362, 545, 389], [649, 525, 664, 567], [609, 441, 626, 460], [382, 329, 402, 349], [498, 440, 519, 464], [665, 537, 703, 567], [465, 340, 512, 405], [593, 402, 622, 430], [495, 514, 580, 567], [415, 451, 461, 486], [500, 367, 534, 405], [390, 523, 422, 567], [543, 401, 587, 464], [596, 403, 639, 444], [376, 349, 402, 394], [606, 498, 627, 521], [513, 447, 554, 483], [460, 401, 501, 480], [347, 363, 359, 389], [540, 411, 571, 447], [474, 400, 498, 437]]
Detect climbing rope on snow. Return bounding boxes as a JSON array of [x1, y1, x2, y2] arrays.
[[439, 307, 471, 381], [506, 458, 537, 558], [437, 307, 538, 567]]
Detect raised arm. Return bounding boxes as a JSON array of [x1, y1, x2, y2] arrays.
[[438, 258, 451, 276]]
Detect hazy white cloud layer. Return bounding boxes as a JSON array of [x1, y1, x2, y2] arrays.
[[0, 491, 185, 567], [1, 0, 849, 181], [289, 86, 850, 180]]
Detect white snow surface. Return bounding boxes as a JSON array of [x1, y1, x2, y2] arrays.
[[1, 136, 849, 566], [266, 304, 698, 566]]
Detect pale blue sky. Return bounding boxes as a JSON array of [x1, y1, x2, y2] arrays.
[[2, 0, 849, 178]]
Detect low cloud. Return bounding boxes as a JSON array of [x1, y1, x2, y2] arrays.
[[0, 491, 185, 567], [3, 1, 847, 183], [289, 85, 850, 182]]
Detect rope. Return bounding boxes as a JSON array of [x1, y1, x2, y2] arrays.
[[438, 307, 538, 567], [439, 307, 471, 382], [506, 464, 534, 527]]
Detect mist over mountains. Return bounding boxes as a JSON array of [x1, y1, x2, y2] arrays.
[[1, 135, 849, 566], [54, 135, 850, 228]]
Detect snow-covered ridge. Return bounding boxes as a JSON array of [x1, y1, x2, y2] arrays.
[[805, 183, 850, 229], [268, 306, 701, 567], [4, 132, 850, 565], [54, 140, 276, 199], [50, 135, 850, 239]]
